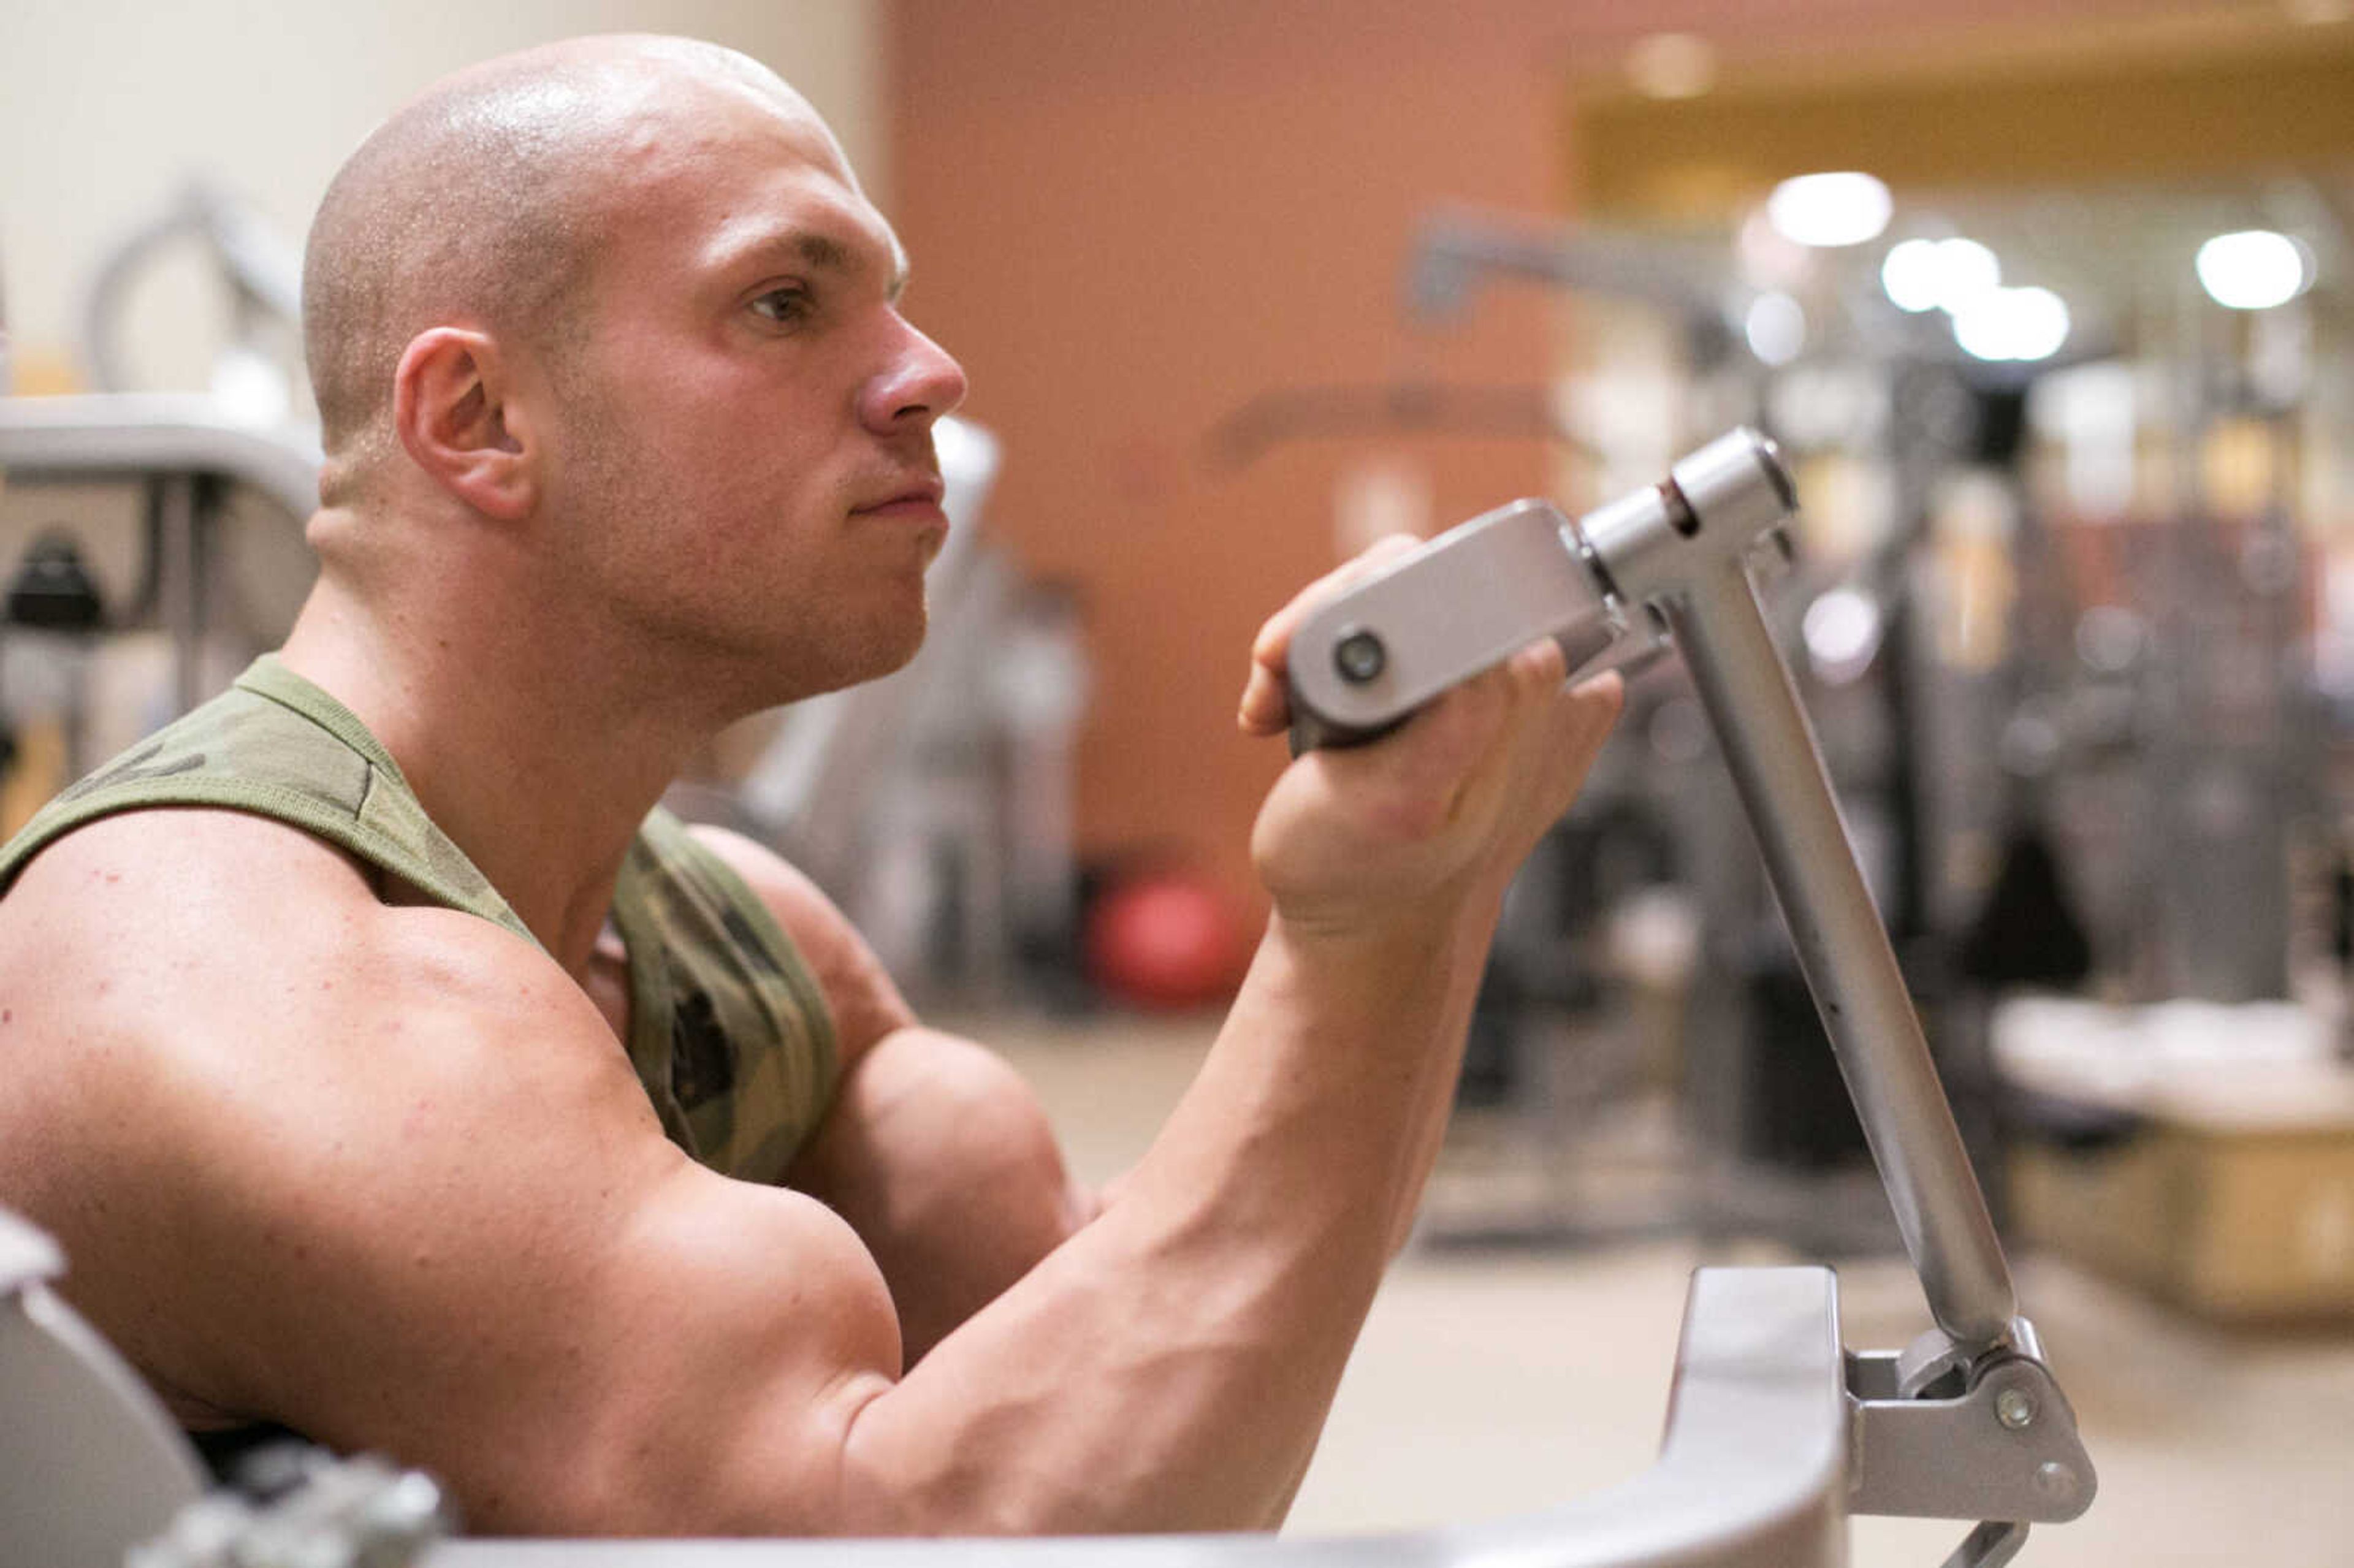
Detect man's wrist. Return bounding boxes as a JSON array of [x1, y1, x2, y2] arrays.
[[1262, 861, 1507, 944], [1255, 896, 1494, 1008]]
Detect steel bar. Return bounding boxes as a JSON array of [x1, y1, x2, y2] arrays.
[[1665, 560, 2016, 1348]]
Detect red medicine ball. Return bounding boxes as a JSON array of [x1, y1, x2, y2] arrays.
[[1084, 871, 1246, 1010]]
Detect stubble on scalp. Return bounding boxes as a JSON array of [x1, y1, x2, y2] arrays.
[[300, 36, 814, 510]]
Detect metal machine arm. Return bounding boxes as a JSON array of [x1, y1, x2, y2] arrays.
[[0, 391, 323, 522], [1288, 429, 2094, 1558]]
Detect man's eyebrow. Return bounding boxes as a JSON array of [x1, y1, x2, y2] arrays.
[[728, 227, 910, 303]]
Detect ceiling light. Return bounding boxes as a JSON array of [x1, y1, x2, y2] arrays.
[[1745, 292, 1807, 366], [1880, 239, 1945, 312], [1804, 587, 1884, 684], [2195, 229, 2313, 310], [1766, 172, 1893, 249], [1953, 286, 2071, 363], [1929, 238, 2002, 311], [1626, 32, 1718, 99], [1881, 237, 2003, 314]]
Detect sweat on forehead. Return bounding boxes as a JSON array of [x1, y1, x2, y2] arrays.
[[301, 35, 841, 476]]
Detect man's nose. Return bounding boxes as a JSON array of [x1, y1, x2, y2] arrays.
[[861, 319, 968, 433]]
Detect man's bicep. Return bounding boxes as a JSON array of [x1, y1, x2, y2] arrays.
[[682, 830, 1094, 1355], [309, 1176, 902, 1533], [788, 1026, 1096, 1364], [164, 917, 909, 1534]]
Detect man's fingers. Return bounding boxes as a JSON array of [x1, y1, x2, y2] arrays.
[[1235, 665, 1290, 737], [1237, 535, 1422, 736], [1316, 634, 1565, 842], [1249, 636, 1626, 931], [1512, 666, 1627, 845], [1417, 637, 1567, 828]]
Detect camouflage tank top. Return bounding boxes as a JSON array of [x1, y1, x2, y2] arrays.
[[0, 655, 838, 1184]]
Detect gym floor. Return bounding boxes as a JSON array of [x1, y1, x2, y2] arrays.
[[981, 1012, 2354, 1567]]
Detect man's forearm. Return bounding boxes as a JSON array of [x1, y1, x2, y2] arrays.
[[833, 907, 1483, 1534], [1253, 898, 1501, 1522], [1384, 897, 1510, 1255]]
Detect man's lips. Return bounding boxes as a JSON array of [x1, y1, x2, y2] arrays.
[[851, 478, 947, 516]]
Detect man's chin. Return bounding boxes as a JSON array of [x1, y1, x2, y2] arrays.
[[798, 603, 931, 699], [877, 590, 931, 673], [869, 616, 929, 683]]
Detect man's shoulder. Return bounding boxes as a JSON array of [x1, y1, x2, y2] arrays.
[[1, 805, 386, 979], [679, 822, 915, 1056], [0, 805, 587, 1159], [676, 821, 818, 925], [5, 804, 348, 943]]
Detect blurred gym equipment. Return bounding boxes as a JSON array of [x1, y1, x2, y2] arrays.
[[1, 181, 326, 813], [78, 180, 307, 421], [1384, 181, 2352, 1265]]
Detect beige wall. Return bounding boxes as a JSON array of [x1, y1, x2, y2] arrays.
[[0, 0, 882, 392]]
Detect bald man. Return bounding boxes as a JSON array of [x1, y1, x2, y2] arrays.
[[0, 36, 1619, 1537]]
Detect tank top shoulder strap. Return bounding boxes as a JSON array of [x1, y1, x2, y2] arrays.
[[0, 656, 536, 948]]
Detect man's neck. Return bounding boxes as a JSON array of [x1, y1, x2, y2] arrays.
[[277, 573, 723, 978]]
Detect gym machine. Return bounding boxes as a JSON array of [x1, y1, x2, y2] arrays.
[[0, 393, 322, 740], [1287, 427, 2095, 1542], [0, 180, 318, 759], [3, 430, 2093, 1566]]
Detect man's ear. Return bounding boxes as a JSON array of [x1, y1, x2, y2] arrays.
[[390, 327, 541, 521]]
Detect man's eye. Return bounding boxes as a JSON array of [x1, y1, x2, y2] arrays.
[[753, 287, 812, 324]]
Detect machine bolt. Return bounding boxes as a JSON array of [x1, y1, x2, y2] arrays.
[[1333, 628, 1387, 685], [1994, 1387, 2038, 1430], [2033, 1460, 2079, 1504]]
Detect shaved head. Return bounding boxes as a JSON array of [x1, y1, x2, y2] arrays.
[[302, 36, 839, 503], [289, 31, 959, 709]]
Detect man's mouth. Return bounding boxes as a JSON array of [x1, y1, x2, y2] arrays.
[[851, 476, 947, 516]]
